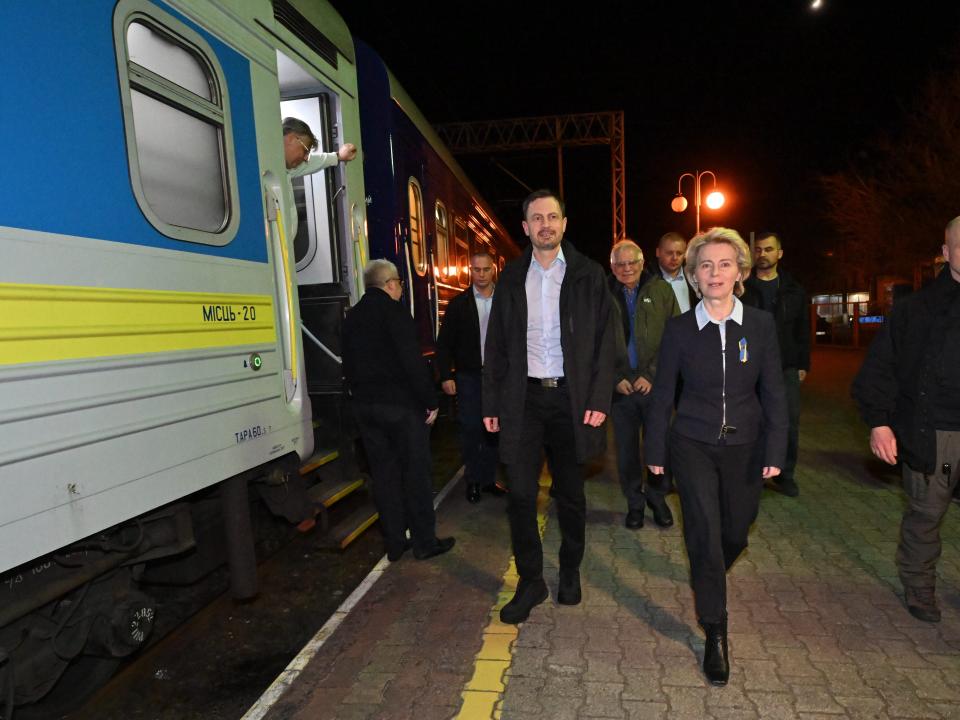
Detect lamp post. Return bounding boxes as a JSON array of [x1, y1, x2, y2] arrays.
[[671, 170, 725, 234]]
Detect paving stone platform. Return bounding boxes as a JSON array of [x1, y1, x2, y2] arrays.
[[257, 349, 960, 720]]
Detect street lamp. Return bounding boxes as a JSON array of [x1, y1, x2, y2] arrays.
[[671, 170, 725, 234]]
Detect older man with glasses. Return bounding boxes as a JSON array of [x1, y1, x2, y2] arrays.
[[608, 239, 680, 530], [281, 116, 357, 238], [342, 259, 455, 563]]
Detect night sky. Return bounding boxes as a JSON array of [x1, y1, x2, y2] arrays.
[[329, 0, 960, 290]]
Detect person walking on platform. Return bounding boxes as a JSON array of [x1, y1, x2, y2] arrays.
[[436, 251, 504, 504], [646, 227, 787, 685], [483, 189, 615, 624], [342, 259, 455, 563], [608, 239, 680, 530], [852, 217, 960, 623], [743, 231, 810, 497]]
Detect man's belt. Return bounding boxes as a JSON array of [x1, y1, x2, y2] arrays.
[[528, 376, 566, 388]]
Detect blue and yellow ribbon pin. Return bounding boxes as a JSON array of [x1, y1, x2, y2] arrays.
[[738, 337, 748, 363]]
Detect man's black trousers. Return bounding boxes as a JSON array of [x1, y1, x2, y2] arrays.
[[505, 383, 585, 582], [353, 402, 438, 557], [455, 371, 499, 488]]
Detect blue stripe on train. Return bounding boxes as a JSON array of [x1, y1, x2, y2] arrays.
[[0, 1, 267, 263]]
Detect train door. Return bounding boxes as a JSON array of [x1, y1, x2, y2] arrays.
[[275, 49, 356, 454]]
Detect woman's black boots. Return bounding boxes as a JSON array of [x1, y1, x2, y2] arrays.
[[701, 616, 729, 685]]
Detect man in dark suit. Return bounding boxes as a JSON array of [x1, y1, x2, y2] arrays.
[[656, 231, 698, 313], [342, 259, 455, 562], [483, 189, 616, 624], [743, 232, 810, 497], [436, 251, 503, 503]]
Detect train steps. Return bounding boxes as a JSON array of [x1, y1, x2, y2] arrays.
[[298, 447, 379, 551]]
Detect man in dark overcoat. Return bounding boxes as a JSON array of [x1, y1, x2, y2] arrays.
[[482, 189, 616, 624]]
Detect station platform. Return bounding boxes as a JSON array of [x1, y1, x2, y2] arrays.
[[245, 349, 960, 720]]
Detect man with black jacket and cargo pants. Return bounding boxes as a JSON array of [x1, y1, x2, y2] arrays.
[[482, 189, 616, 625], [852, 217, 960, 623]]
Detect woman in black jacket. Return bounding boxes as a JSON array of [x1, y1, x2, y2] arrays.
[[646, 227, 788, 685]]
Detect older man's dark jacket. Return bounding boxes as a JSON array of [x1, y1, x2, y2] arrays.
[[743, 270, 810, 371], [482, 240, 616, 464], [342, 287, 438, 411], [852, 268, 960, 475], [435, 287, 483, 380]]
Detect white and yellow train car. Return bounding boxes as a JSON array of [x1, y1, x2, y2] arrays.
[[0, 0, 366, 706]]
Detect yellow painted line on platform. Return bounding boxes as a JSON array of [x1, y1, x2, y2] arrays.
[[455, 472, 552, 720]]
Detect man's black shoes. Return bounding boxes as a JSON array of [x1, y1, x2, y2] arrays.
[[557, 568, 581, 606], [413, 536, 456, 560], [500, 579, 549, 624], [467, 483, 481, 503], [387, 539, 412, 562], [905, 586, 941, 623], [774, 477, 799, 497], [648, 499, 674, 528], [625, 508, 644, 529]]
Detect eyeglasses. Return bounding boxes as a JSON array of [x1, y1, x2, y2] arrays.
[[386, 276, 405, 288], [295, 136, 314, 156], [612, 259, 640, 269]]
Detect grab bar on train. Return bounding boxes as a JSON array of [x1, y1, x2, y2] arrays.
[[265, 189, 299, 402], [300, 323, 342, 364], [403, 241, 415, 317], [429, 249, 440, 340]]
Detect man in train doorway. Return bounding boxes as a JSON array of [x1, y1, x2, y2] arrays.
[[342, 259, 455, 563], [282, 117, 357, 237], [436, 251, 505, 504], [483, 189, 616, 624], [743, 232, 810, 498]]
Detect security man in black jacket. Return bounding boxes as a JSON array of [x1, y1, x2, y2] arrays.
[[743, 232, 810, 497], [342, 259, 455, 563], [852, 218, 960, 623], [436, 251, 502, 503]]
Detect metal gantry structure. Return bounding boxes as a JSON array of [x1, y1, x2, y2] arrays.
[[435, 111, 627, 245]]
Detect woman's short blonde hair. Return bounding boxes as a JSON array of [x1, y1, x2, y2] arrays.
[[684, 227, 753, 298]]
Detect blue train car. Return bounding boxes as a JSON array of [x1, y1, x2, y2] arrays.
[[354, 40, 519, 354]]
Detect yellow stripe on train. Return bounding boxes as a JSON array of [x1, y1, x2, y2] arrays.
[[0, 282, 277, 365]]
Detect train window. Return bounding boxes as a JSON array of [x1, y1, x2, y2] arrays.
[[407, 179, 427, 276], [454, 219, 470, 288], [435, 201, 450, 280], [114, 1, 239, 245]]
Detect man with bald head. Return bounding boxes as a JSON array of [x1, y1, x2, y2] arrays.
[[853, 217, 960, 623]]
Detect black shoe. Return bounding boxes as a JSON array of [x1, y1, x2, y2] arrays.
[[701, 618, 730, 685], [414, 536, 456, 560], [500, 578, 549, 624], [625, 508, 644, 529], [557, 568, 581, 606], [648, 498, 674, 528], [467, 484, 481, 503], [904, 586, 941, 623], [774, 477, 799, 497], [482, 483, 507, 497], [387, 539, 412, 562]]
